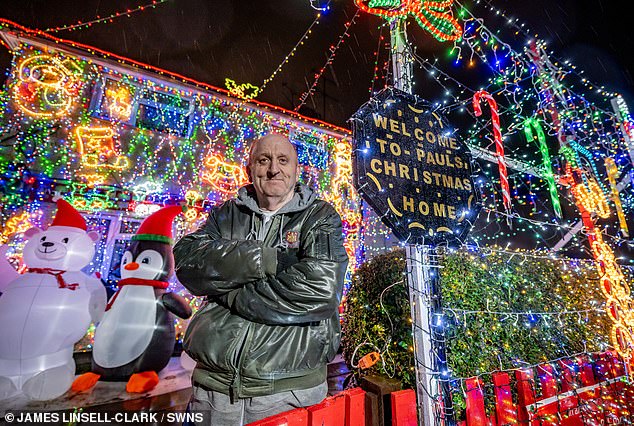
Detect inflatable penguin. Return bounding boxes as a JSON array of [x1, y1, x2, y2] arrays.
[[0, 199, 107, 401], [72, 205, 192, 393]]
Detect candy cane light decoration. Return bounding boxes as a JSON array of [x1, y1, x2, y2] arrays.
[[564, 164, 633, 362], [605, 157, 629, 238], [472, 90, 512, 223], [524, 117, 562, 219]]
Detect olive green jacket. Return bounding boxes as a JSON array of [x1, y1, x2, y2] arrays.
[[173, 184, 348, 398]]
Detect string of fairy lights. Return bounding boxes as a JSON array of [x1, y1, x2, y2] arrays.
[[259, 3, 328, 96], [44, 0, 170, 33], [358, 0, 633, 262], [1, 0, 633, 420], [342, 1, 633, 424], [294, 10, 361, 113]]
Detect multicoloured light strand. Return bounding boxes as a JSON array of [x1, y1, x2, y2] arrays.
[[44, 0, 170, 33]]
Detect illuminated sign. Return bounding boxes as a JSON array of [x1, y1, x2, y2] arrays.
[[13, 54, 81, 118], [75, 126, 130, 170], [351, 87, 479, 244], [200, 154, 249, 194]]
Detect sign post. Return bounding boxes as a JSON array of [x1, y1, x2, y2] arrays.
[[351, 87, 480, 425], [404, 243, 445, 426], [389, 18, 413, 96]]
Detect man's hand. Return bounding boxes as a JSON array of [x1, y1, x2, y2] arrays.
[[276, 249, 300, 274]]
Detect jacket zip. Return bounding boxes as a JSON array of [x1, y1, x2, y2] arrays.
[[229, 322, 253, 402], [229, 213, 266, 401]]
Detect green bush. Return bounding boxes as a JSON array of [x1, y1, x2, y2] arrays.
[[341, 249, 414, 388], [341, 247, 612, 418]]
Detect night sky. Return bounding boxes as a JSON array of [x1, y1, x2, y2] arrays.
[[0, 0, 632, 258], [0, 0, 631, 127]]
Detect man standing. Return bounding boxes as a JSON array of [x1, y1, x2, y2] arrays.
[[174, 132, 348, 425]]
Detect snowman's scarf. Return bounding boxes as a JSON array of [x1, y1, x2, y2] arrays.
[[105, 278, 169, 311], [26, 268, 79, 290]]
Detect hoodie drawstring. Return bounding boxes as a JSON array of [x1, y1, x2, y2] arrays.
[[246, 212, 257, 241], [246, 211, 287, 248], [278, 214, 287, 249]]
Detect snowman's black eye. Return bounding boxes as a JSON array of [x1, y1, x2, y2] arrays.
[[62, 238, 69, 243]]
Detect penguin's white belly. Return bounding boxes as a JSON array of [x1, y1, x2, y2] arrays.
[[0, 273, 91, 359], [93, 285, 158, 368]]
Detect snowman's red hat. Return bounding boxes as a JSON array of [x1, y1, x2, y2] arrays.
[[132, 205, 185, 244], [50, 199, 87, 230]]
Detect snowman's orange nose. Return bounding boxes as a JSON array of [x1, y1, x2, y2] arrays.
[[124, 262, 140, 271]]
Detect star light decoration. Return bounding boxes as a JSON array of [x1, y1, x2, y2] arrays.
[[354, 0, 462, 42], [224, 78, 260, 100]]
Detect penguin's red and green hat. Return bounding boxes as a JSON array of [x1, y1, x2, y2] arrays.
[[131, 205, 186, 245]]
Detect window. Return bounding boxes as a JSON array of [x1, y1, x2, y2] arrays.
[[135, 89, 193, 137], [92, 76, 194, 137], [290, 131, 329, 169], [96, 78, 136, 122]]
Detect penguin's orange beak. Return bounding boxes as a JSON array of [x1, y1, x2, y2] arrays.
[[124, 262, 140, 271]]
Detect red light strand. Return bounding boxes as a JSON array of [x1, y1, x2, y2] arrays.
[[294, 10, 360, 113]]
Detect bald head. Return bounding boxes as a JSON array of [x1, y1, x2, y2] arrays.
[[248, 133, 297, 167], [247, 133, 300, 210]]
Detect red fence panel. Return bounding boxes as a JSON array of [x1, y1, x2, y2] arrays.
[[391, 389, 418, 426], [249, 388, 366, 426], [465, 377, 487, 426], [307, 393, 346, 426], [462, 352, 634, 426], [515, 368, 537, 425], [247, 408, 309, 426], [576, 355, 604, 425], [535, 363, 559, 425], [343, 387, 366, 426], [557, 359, 578, 393], [492, 371, 517, 426], [556, 359, 582, 426], [597, 351, 628, 424]]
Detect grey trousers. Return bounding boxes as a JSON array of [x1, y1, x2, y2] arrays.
[[188, 381, 328, 426]]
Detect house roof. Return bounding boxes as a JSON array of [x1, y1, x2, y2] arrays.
[[0, 18, 351, 139]]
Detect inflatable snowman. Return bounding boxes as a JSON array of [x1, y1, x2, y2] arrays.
[[0, 199, 107, 401]]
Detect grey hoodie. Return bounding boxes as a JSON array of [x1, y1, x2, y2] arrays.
[[235, 183, 318, 244]]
